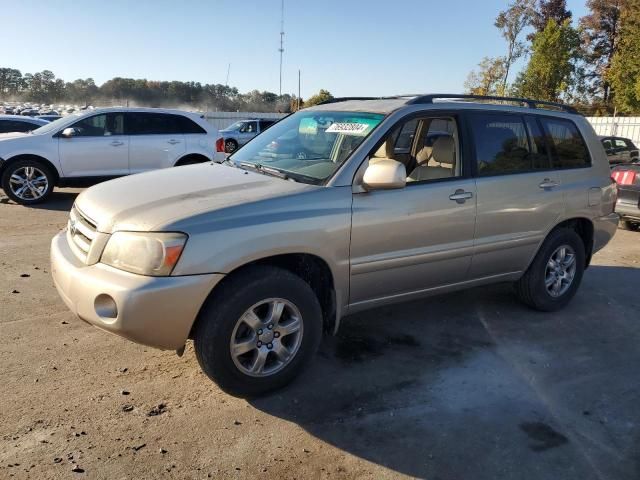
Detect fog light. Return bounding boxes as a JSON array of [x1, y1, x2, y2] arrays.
[[94, 294, 118, 321]]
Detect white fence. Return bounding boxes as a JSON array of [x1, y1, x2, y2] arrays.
[[586, 117, 640, 144], [203, 111, 287, 130]]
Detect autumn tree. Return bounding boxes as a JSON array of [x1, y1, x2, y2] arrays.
[[580, 0, 623, 104], [495, 0, 535, 91], [608, 0, 640, 112], [515, 19, 581, 101], [464, 57, 508, 95], [528, 0, 572, 40]]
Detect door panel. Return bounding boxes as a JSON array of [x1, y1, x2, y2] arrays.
[[471, 173, 563, 278], [58, 112, 128, 177], [350, 179, 477, 305], [129, 134, 185, 173]]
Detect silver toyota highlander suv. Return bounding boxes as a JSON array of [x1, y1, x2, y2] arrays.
[[51, 94, 618, 397]]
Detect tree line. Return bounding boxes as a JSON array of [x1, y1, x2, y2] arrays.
[[0, 69, 306, 113], [465, 0, 640, 114]]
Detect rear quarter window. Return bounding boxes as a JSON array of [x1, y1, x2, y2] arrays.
[[540, 117, 590, 169], [177, 115, 207, 134]]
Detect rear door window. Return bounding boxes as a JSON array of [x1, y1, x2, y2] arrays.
[[540, 117, 590, 168], [127, 113, 181, 135], [469, 113, 534, 175]]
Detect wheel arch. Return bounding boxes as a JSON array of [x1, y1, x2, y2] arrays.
[[174, 153, 211, 166], [528, 217, 595, 272], [190, 253, 337, 339], [1, 154, 60, 185]]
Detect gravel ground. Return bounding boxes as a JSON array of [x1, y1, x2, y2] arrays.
[[1, 188, 639, 480]]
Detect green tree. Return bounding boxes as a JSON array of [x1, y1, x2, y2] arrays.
[[464, 57, 508, 95], [304, 89, 333, 107], [608, 0, 640, 112], [515, 19, 581, 101], [580, 0, 623, 104]]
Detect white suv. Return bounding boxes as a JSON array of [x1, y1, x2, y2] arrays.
[[0, 107, 224, 205]]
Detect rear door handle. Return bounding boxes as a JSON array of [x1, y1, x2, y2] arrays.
[[110, 140, 124, 146], [539, 178, 559, 189], [168, 139, 181, 145], [449, 189, 474, 204]]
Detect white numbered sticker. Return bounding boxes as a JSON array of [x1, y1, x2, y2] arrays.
[[325, 122, 370, 135]]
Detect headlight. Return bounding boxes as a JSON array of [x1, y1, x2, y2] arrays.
[[100, 232, 187, 276]]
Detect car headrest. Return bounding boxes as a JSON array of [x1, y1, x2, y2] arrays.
[[431, 135, 455, 166]]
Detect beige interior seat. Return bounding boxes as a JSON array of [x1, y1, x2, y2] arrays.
[[408, 136, 456, 182]]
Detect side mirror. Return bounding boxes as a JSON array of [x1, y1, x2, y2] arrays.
[[61, 127, 78, 138], [362, 159, 406, 191]]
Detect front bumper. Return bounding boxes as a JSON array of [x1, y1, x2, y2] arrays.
[[51, 231, 223, 350]]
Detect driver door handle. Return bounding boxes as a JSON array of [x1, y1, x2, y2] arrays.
[[110, 140, 124, 146], [449, 189, 474, 204], [167, 139, 181, 145]]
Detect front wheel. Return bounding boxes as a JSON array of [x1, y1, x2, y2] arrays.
[[619, 219, 640, 231], [514, 228, 585, 312], [1, 159, 54, 205], [193, 266, 323, 397]]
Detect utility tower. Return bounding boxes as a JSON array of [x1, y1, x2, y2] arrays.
[[278, 0, 284, 96]]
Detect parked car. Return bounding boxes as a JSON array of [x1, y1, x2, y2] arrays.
[[37, 115, 63, 122], [0, 107, 224, 205], [600, 135, 639, 165], [51, 94, 618, 397], [0, 115, 49, 133], [219, 118, 278, 153], [611, 161, 640, 231]]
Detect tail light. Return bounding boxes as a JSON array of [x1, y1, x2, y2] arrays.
[[215, 137, 225, 153], [611, 169, 637, 185]]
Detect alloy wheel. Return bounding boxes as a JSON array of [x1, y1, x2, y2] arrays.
[[229, 298, 304, 377], [9, 166, 48, 201], [544, 245, 577, 298]]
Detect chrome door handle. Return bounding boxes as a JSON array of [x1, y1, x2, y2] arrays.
[[539, 178, 559, 189], [449, 189, 474, 204], [110, 140, 124, 146], [167, 139, 181, 145]]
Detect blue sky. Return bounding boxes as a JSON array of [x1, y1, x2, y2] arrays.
[[1, 0, 588, 98]]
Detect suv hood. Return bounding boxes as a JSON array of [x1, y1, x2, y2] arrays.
[[75, 163, 313, 233]]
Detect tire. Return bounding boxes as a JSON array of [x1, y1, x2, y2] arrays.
[[224, 139, 238, 154], [193, 266, 323, 397], [1, 159, 54, 205], [619, 219, 640, 231], [515, 228, 586, 312]]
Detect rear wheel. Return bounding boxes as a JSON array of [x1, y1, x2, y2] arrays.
[[1, 159, 54, 205], [224, 139, 238, 154], [515, 228, 585, 312], [619, 219, 640, 231], [193, 266, 323, 397]]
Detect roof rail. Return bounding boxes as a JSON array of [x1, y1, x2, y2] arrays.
[[317, 96, 383, 105], [406, 94, 579, 114]]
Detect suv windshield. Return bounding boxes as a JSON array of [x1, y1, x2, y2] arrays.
[[228, 110, 384, 184]]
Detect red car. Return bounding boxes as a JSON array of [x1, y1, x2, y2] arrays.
[[612, 161, 640, 231]]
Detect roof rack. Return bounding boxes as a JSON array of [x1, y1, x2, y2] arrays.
[[317, 97, 384, 105], [406, 94, 578, 114]]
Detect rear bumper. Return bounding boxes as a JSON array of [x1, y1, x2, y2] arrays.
[[593, 213, 619, 254], [51, 231, 223, 350], [616, 201, 640, 221]]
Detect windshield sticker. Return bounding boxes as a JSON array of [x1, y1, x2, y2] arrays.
[[326, 122, 371, 135]]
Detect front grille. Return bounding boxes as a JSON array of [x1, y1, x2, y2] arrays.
[[68, 206, 97, 261]]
